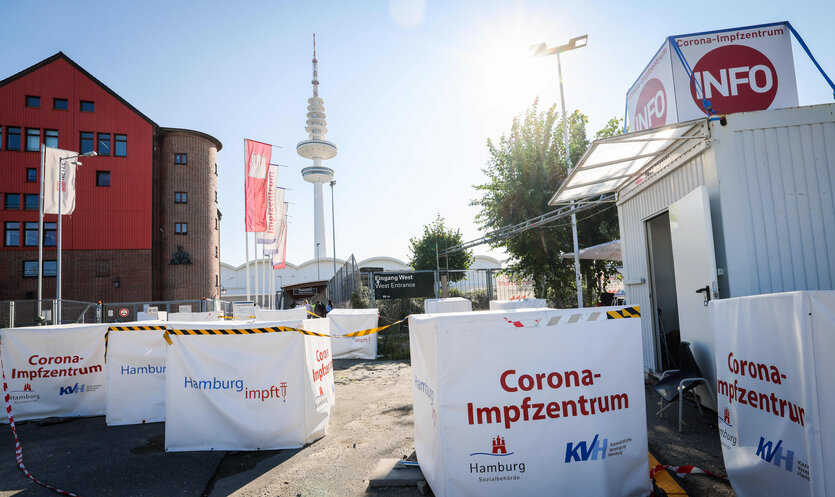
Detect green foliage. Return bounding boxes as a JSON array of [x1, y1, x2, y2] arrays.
[[350, 286, 370, 309], [472, 99, 623, 307], [408, 214, 474, 282]]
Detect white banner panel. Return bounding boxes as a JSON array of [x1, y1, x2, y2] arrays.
[[327, 309, 379, 360], [167, 311, 221, 322], [1, 324, 108, 422], [106, 326, 167, 426], [711, 291, 834, 497], [424, 298, 472, 314], [409, 308, 649, 497], [164, 321, 334, 451], [488, 299, 548, 311], [626, 42, 678, 132]]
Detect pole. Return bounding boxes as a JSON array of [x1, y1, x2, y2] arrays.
[[253, 232, 259, 306], [316, 242, 321, 280], [557, 52, 584, 308], [330, 181, 336, 277], [244, 139, 251, 302], [37, 144, 45, 316], [56, 157, 64, 322]]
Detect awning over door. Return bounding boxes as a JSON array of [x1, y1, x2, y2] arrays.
[[549, 119, 708, 205]]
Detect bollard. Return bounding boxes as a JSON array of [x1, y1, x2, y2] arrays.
[[53, 299, 59, 325], [9, 300, 15, 328]]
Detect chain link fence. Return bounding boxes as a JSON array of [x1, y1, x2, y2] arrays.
[[326, 254, 361, 309]]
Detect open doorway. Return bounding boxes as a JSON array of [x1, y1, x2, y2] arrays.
[[646, 211, 680, 372]]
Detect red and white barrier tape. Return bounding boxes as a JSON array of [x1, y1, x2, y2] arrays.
[[1, 356, 82, 496], [650, 463, 727, 480]]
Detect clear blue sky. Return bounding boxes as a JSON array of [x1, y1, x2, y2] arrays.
[[2, 1, 833, 267]]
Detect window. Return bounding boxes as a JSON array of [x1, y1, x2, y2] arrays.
[[24, 194, 38, 210], [174, 192, 187, 203], [214, 163, 218, 175], [44, 222, 56, 246], [214, 190, 218, 203], [215, 217, 218, 230], [5, 222, 19, 246], [26, 168, 37, 182], [23, 260, 57, 278], [175, 223, 188, 234], [97, 133, 110, 156], [45, 129, 58, 148], [0, 126, 3, 150], [80, 100, 94, 112], [25, 96, 40, 108], [5, 194, 20, 209], [26, 128, 40, 151], [175, 153, 188, 164], [8, 127, 21, 150], [114, 134, 127, 157], [215, 246, 218, 258], [53, 98, 68, 110], [80, 132, 94, 154], [96, 171, 111, 187], [24, 222, 38, 246]]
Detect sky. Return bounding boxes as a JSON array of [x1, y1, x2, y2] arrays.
[[2, 1, 833, 268]]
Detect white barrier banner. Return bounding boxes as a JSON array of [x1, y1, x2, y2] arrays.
[[167, 311, 221, 322], [1, 324, 107, 422], [488, 299, 548, 311], [165, 321, 334, 451], [424, 298, 472, 314], [106, 327, 167, 426], [711, 291, 834, 497], [409, 307, 649, 497], [328, 309, 378, 360]]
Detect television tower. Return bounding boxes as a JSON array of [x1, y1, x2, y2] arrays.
[[297, 34, 337, 261]]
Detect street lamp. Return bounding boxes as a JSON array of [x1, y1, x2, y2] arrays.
[[53, 150, 97, 322], [316, 242, 321, 280], [330, 180, 336, 277], [531, 34, 587, 308]]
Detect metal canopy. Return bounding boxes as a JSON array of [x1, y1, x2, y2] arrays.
[[560, 239, 622, 261], [549, 119, 708, 205]]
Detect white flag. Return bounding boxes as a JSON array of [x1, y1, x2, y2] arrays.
[[265, 201, 287, 255], [43, 146, 79, 215], [271, 205, 288, 269]]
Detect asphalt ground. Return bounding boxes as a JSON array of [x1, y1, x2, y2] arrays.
[[2, 360, 734, 497]]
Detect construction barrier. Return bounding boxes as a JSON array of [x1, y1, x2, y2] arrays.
[[424, 297, 472, 314], [105, 324, 168, 426], [710, 291, 835, 497], [166, 311, 221, 321], [255, 308, 309, 321], [488, 299, 548, 310], [409, 307, 649, 497], [163, 320, 335, 451], [0, 323, 108, 422], [328, 309, 379, 360]]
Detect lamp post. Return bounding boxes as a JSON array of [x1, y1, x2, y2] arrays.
[[316, 242, 321, 280], [330, 180, 336, 277], [531, 34, 588, 308], [54, 150, 96, 322]]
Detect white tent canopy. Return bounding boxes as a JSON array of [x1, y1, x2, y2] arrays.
[[560, 239, 622, 261], [550, 119, 708, 205]]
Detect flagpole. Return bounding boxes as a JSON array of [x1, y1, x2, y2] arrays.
[[253, 232, 259, 307], [56, 156, 64, 323], [38, 145, 45, 317], [244, 139, 251, 302]]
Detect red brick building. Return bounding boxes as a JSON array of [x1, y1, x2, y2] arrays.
[[0, 52, 221, 304]]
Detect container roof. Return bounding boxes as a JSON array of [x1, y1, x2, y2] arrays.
[[549, 119, 707, 205]]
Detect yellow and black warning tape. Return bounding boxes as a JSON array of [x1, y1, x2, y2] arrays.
[[163, 318, 407, 345], [105, 325, 168, 362], [606, 306, 640, 319]]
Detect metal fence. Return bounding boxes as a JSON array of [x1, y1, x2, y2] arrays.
[[326, 254, 361, 309], [0, 298, 223, 328]]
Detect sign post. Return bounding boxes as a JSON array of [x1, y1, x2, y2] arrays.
[[373, 271, 436, 300]]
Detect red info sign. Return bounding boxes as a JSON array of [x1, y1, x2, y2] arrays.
[[244, 139, 272, 232], [690, 44, 779, 115], [634, 78, 668, 131]]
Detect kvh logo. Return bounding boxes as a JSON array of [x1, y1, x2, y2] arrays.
[[59, 383, 85, 396], [565, 434, 608, 463], [634, 78, 667, 131], [756, 436, 794, 472], [690, 45, 778, 115]]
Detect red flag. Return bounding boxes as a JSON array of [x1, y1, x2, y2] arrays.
[[244, 139, 272, 232]]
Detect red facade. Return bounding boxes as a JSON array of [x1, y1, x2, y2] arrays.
[[0, 54, 155, 252]]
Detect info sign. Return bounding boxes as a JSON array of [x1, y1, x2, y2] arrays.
[[373, 272, 435, 300], [626, 22, 798, 132]]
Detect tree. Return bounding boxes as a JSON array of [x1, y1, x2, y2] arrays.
[[471, 99, 622, 306], [408, 214, 473, 282]]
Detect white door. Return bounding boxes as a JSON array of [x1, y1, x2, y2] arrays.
[[669, 185, 718, 410]]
